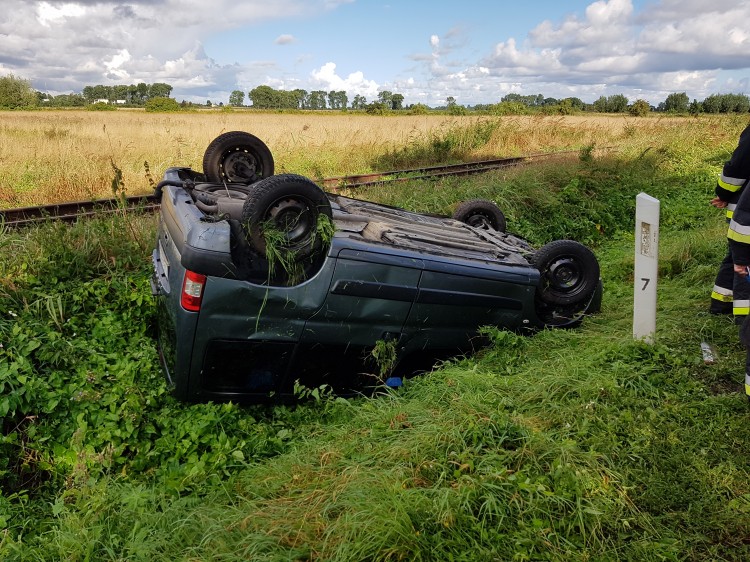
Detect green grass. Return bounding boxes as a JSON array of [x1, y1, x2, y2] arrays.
[[2, 122, 750, 560]]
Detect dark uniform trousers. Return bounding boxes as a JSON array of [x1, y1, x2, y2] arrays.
[[713, 124, 750, 400]]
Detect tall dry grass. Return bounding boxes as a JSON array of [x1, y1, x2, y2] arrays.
[[0, 109, 746, 207]]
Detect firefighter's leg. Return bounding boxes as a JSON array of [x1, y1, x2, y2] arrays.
[[711, 248, 734, 314], [740, 317, 750, 401], [733, 265, 750, 323]]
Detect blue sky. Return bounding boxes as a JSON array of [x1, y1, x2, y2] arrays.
[[2, 0, 749, 107]]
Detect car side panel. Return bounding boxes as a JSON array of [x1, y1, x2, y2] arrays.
[[401, 263, 539, 351], [301, 249, 423, 347]]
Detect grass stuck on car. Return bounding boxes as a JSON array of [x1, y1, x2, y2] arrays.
[[151, 131, 602, 402]]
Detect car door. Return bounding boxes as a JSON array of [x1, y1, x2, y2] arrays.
[[402, 259, 537, 352]]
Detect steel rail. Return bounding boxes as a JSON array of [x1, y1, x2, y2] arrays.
[[1, 149, 586, 228]]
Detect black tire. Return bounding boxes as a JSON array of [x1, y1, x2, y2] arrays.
[[531, 240, 600, 307], [241, 174, 333, 260], [202, 131, 274, 184], [452, 199, 506, 232]]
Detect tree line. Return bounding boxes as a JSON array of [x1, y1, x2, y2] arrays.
[[234, 86, 750, 116], [1, 73, 750, 115], [229, 86, 405, 111], [0, 74, 174, 108]]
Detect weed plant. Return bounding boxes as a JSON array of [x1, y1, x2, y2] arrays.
[[2, 116, 750, 560]]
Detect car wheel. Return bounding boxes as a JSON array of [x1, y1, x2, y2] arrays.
[[532, 240, 600, 307], [202, 131, 274, 184], [241, 174, 333, 260], [452, 199, 506, 232]]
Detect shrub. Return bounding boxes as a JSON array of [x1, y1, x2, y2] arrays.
[[0, 74, 38, 109], [86, 102, 116, 111], [408, 103, 430, 115], [628, 99, 651, 117], [144, 97, 180, 113]]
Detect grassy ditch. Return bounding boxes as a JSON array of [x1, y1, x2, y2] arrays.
[[2, 119, 750, 560]]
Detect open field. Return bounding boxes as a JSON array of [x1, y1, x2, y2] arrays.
[[3, 113, 750, 560], [1, 109, 744, 207]]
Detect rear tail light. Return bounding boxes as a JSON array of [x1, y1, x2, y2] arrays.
[[181, 270, 206, 312]]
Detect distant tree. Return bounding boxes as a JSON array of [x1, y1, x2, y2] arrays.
[[689, 99, 702, 116], [562, 97, 585, 110], [446, 96, 456, 107], [135, 82, 149, 103], [391, 93, 404, 110], [719, 94, 736, 113], [229, 90, 245, 107], [82, 84, 110, 103], [608, 94, 629, 113], [308, 90, 327, 110], [248, 85, 278, 109], [488, 101, 528, 115], [592, 96, 608, 113], [206, 100, 212, 107], [112, 85, 129, 102], [501, 93, 547, 107], [593, 94, 628, 113], [628, 99, 651, 117], [664, 92, 689, 113], [702, 94, 721, 114], [408, 103, 430, 115], [377, 91, 393, 107], [555, 99, 576, 115], [365, 101, 387, 115], [49, 93, 85, 107], [149, 82, 173, 99], [291, 89, 307, 109], [247, 85, 314, 110], [735, 95, 750, 113], [0, 74, 38, 109], [722, 93, 750, 113], [327, 90, 348, 110], [145, 96, 180, 112], [700, 93, 750, 114], [273, 90, 297, 109], [351, 94, 367, 109], [448, 104, 467, 115]]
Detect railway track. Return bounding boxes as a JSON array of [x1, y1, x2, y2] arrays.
[[0, 150, 583, 228]]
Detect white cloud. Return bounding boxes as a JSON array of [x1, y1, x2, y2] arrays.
[[310, 62, 379, 98], [36, 1, 85, 27], [275, 34, 296, 45], [0, 0, 331, 96]]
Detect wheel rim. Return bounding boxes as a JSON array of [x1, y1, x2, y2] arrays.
[[465, 212, 494, 229], [545, 256, 584, 297], [221, 148, 261, 182], [266, 197, 315, 247]]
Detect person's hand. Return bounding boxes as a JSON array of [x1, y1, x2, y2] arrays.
[[735, 264, 749, 276], [711, 196, 728, 208]]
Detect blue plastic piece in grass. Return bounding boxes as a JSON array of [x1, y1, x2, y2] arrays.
[[385, 377, 403, 388]]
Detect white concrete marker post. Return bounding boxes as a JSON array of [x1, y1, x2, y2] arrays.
[[633, 193, 660, 343]]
